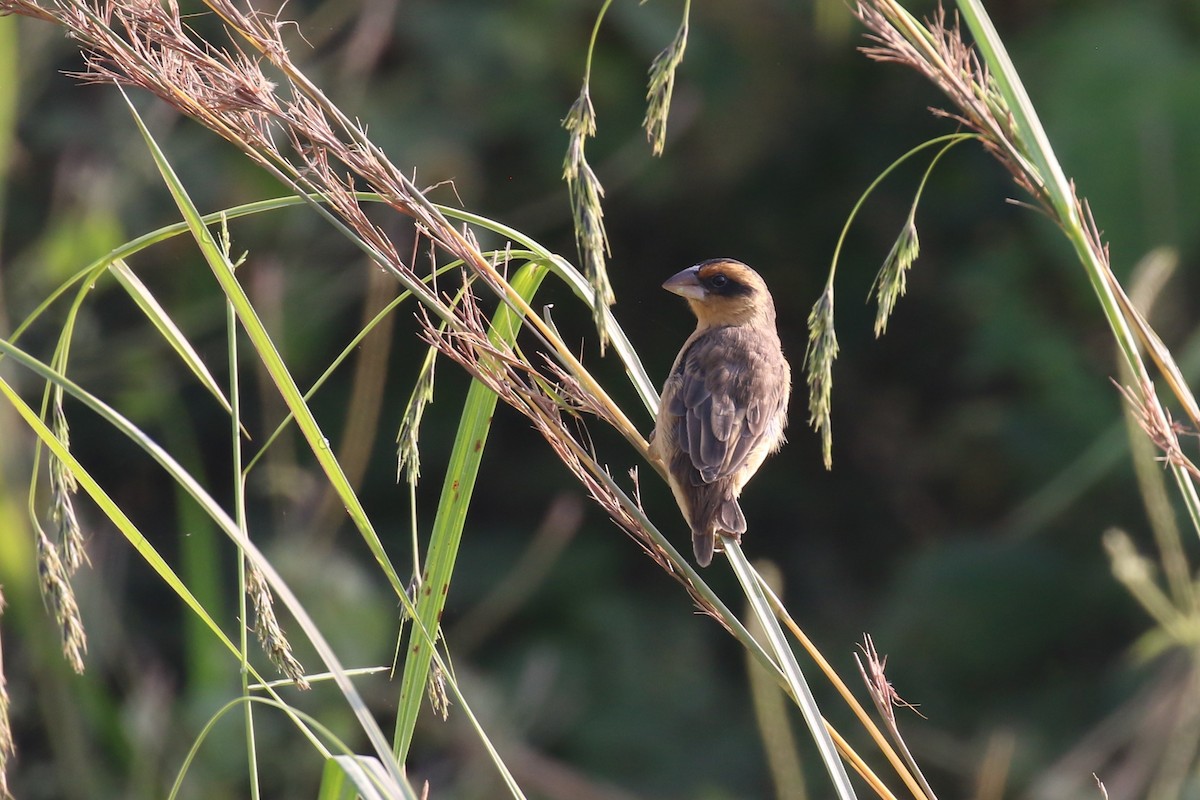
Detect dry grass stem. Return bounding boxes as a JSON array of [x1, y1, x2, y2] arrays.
[[856, 634, 938, 800], [856, 634, 923, 725]]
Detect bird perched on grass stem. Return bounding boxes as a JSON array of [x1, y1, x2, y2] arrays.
[[650, 259, 791, 567]]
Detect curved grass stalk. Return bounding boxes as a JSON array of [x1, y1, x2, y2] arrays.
[[170, 696, 416, 800], [392, 261, 548, 766], [806, 132, 976, 468], [757, 574, 932, 799], [725, 541, 858, 798], [822, 133, 976, 296], [6, 195, 350, 347]]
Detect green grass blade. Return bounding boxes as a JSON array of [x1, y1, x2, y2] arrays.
[[121, 92, 407, 603], [7, 196, 328, 348], [0, 371, 243, 665], [952, 1, 1072, 222], [123, 101, 529, 791], [120, 94, 408, 782], [392, 261, 548, 767], [0, 333, 398, 776], [109, 258, 234, 415]]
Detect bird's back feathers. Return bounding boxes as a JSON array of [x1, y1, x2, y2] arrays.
[[657, 324, 789, 566]]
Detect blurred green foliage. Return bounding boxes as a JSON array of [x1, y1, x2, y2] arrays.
[[2, 0, 1200, 797]]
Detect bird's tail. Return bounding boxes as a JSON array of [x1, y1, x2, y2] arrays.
[[691, 497, 746, 567]]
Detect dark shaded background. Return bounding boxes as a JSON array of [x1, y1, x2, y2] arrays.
[[3, 0, 1200, 797]]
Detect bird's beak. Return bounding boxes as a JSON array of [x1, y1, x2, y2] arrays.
[[662, 266, 706, 301]]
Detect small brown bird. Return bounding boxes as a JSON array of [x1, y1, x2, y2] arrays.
[[649, 259, 791, 567]]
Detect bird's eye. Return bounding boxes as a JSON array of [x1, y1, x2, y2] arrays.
[[709, 274, 729, 289]]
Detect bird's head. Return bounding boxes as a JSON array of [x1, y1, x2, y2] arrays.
[[663, 258, 776, 329]]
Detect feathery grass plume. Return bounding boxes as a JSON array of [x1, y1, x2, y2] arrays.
[[35, 527, 86, 674], [855, 634, 937, 800], [246, 564, 310, 690], [643, 0, 690, 157], [854, 4, 1038, 207], [0, 589, 12, 800], [20, 0, 457, 327], [871, 210, 919, 337], [427, 663, 450, 722], [804, 286, 839, 470], [49, 395, 86, 573], [396, 347, 437, 486], [562, 85, 614, 351], [1115, 379, 1200, 483]]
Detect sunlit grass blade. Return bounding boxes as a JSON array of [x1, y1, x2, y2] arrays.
[[123, 90, 408, 592], [743, 562, 807, 799], [109, 258, 235, 416], [318, 756, 400, 800], [724, 540, 858, 798], [0, 369, 244, 668], [120, 91, 409, 782], [392, 261, 548, 766], [0, 333, 402, 778]]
